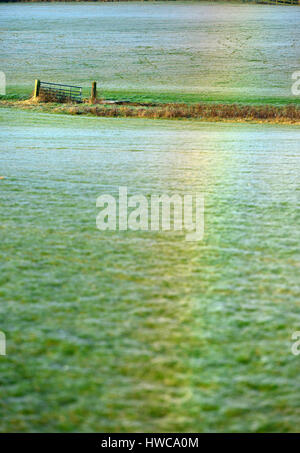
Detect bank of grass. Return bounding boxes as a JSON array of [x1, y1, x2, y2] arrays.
[[68, 102, 300, 123], [1, 97, 300, 124]]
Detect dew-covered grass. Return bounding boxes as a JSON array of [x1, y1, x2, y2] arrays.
[[0, 108, 299, 432], [1, 2, 300, 103]]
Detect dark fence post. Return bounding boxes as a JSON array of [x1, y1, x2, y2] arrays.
[[34, 79, 40, 98], [91, 81, 97, 103]]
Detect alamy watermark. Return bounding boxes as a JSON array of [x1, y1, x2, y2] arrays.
[[96, 187, 204, 241], [0, 331, 6, 356], [291, 331, 300, 356], [291, 71, 300, 96], [0, 71, 6, 95]]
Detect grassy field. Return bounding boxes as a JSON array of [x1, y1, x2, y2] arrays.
[[2, 86, 300, 107], [1, 2, 299, 101], [1, 108, 300, 432], [1, 1, 300, 433]]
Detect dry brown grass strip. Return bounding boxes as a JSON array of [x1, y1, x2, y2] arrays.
[[65, 102, 300, 122]]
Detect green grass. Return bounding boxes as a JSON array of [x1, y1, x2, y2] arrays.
[[2, 85, 300, 107], [0, 109, 299, 432]]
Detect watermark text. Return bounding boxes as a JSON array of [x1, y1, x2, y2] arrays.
[[96, 187, 204, 242]]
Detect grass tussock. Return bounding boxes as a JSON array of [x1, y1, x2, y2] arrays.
[[65, 102, 300, 123]]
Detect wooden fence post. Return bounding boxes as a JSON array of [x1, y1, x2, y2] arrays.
[[34, 79, 40, 98], [91, 81, 97, 103]]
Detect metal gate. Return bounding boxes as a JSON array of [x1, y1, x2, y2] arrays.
[[39, 81, 82, 103]]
